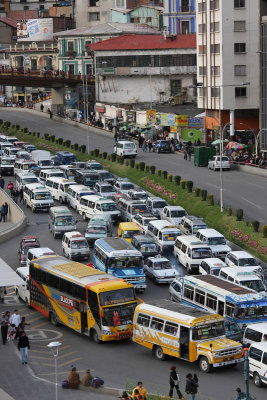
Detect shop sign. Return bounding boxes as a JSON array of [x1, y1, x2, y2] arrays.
[[167, 114, 175, 126], [146, 109, 157, 125], [160, 113, 168, 126], [126, 111, 136, 122], [175, 115, 188, 127], [95, 106, 105, 113], [170, 126, 177, 133], [188, 117, 204, 128]]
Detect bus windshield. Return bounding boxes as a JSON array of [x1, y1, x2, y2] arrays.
[[101, 202, 116, 211], [234, 305, 267, 319], [109, 256, 143, 269], [55, 216, 75, 226], [99, 287, 135, 306], [71, 240, 88, 249], [192, 321, 225, 340], [163, 232, 178, 241], [22, 177, 38, 185], [192, 248, 213, 259], [240, 279, 265, 292], [102, 304, 136, 327], [207, 237, 226, 246], [35, 192, 52, 200]]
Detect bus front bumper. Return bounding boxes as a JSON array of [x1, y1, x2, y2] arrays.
[[213, 357, 244, 368]]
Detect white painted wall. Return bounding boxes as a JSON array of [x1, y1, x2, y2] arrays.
[[75, 0, 113, 28]]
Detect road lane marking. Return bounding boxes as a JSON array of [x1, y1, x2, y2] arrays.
[[58, 357, 82, 367], [206, 183, 221, 189], [31, 321, 49, 329], [26, 316, 45, 323], [30, 362, 54, 367], [241, 197, 263, 209]]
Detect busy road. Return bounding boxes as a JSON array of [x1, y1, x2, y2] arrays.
[[0, 170, 266, 400], [0, 108, 266, 225]]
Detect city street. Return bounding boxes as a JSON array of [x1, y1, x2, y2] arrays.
[[0, 178, 266, 400], [1, 108, 266, 225]]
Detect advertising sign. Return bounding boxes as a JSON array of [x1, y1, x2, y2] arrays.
[[126, 111, 136, 123], [170, 126, 177, 133], [17, 19, 53, 41], [175, 115, 188, 127], [146, 109, 157, 125], [160, 113, 168, 126], [167, 114, 175, 126], [188, 117, 204, 129], [181, 128, 202, 142]]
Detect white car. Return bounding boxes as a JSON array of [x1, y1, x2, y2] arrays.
[[208, 155, 231, 171], [248, 342, 267, 387], [113, 179, 135, 195], [144, 256, 178, 284], [199, 258, 227, 276], [196, 229, 231, 260], [159, 206, 187, 227], [15, 267, 30, 306], [127, 188, 148, 201], [93, 182, 116, 198], [132, 213, 158, 233], [62, 231, 90, 260], [114, 140, 137, 158], [225, 251, 262, 276]]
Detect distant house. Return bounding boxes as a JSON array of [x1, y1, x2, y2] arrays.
[[111, 6, 163, 30]]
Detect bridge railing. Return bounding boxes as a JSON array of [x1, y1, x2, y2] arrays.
[[0, 66, 94, 81]]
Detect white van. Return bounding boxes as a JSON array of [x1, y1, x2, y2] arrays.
[[199, 258, 227, 276], [243, 323, 267, 346], [225, 251, 262, 276], [48, 206, 76, 238], [23, 183, 54, 212], [4, 146, 19, 159], [219, 267, 267, 294], [62, 231, 90, 260], [46, 177, 76, 203], [39, 168, 64, 185], [15, 172, 39, 190], [0, 141, 13, 155], [78, 195, 120, 222], [26, 247, 57, 268], [67, 185, 95, 211], [248, 341, 267, 386], [174, 235, 213, 273], [15, 266, 30, 306], [147, 220, 181, 253], [114, 140, 137, 158], [31, 150, 53, 169], [14, 160, 37, 176], [196, 229, 231, 260], [0, 156, 14, 175]]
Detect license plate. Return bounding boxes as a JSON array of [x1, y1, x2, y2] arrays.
[[168, 237, 174, 241]]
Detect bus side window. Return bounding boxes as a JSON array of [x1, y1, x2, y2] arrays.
[[150, 317, 164, 331], [181, 244, 187, 253], [164, 322, 178, 336], [137, 313, 150, 327]]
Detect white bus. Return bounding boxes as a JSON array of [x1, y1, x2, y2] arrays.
[[15, 171, 39, 190], [23, 183, 54, 212], [45, 177, 76, 203]]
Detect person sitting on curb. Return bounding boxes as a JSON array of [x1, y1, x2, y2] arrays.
[[68, 366, 80, 389], [132, 382, 147, 400], [121, 391, 132, 400], [81, 369, 93, 387]]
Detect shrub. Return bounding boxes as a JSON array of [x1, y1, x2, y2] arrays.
[[195, 188, 201, 197], [125, 160, 129, 167], [207, 194, 214, 206], [90, 150, 94, 156], [227, 206, 232, 216], [116, 155, 121, 163], [74, 143, 79, 150], [157, 169, 162, 177], [180, 180, 186, 189], [262, 225, 267, 238], [252, 221, 260, 232], [130, 159, 135, 168], [37, 132, 40, 138], [23, 127, 28, 133], [111, 153, 116, 162], [0, 119, 3, 125], [32, 132, 36, 137], [120, 157, 124, 165], [201, 189, 207, 201], [94, 149, 100, 157], [16, 124, 20, 130], [99, 153, 103, 158], [103, 152, 107, 159], [55, 138, 59, 144], [50, 135, 55, 142], [187, 181, 193, 193], [236, 209, 244, 221], [162, 170, 168, 179], [6, 121, 11, 127], [168, 174, 173, 182], [71, 144, 74, 149], [139, 162, 145, 171], [150, 166, 156, 174], [65, 140, 71, 148], [107, 155, 111, 160], [44, 133, 49, 140], [135, 162, 139, 170], [80, 145, 86, 153], [57, 138, 63, 145], [145, 165, 150, 173], [174, 176, 181, 186]]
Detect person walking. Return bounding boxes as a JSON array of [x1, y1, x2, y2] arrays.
[[183, 148, 187, 160], [6, 181, 14, 195], [0, 311, 9, 345], [187, 148, 192, 161], [148, 139, 153, 153], [0, 176, 4, 189], [0, 204, 6, 222], [0, 286, 6, 302], [40, 104, 44, 112], [185, 373, 198, 400], [3, 202, 8, 221], [18, 331, 30, 364], [19, 187, 24, 203], [132, 382, 147, 400], [169, 366, 184, 399], [10, 309, 21, 328], [235, 388, 246, 400], [15, 316, 30, 340], [12, 188, 19, 203]]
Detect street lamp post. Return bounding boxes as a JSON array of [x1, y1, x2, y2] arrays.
[[47, 341, 62, 400], [219, 122, 230, 212], [240, 122, 259, 155]]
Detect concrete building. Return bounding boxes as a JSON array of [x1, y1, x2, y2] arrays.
[[259, 1, 267, 152], [5, 0, 56, 12], [163, 0, 196, 35], [90, 33, 196, 111], [196, 0, 260, 142], [75, 0, 113, 28], [111, 5, 163, 30], [0, 17, 17, 46]]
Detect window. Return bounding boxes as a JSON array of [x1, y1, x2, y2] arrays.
[[67, 41, 74, 51], [210, 22, 220, 32], [164, 322, 178, 336], [170, 80, 182, 96], [249, 347, 263, 362], [198, 2, 206, 12], [184, 285, 194, 300], [89, 0, 99, 5], [35, 269, 47, 284], [234, 42, 246, 53], [234, 65, 246, 76], [210, 43, 220, 54], [199, 87, 207, 97], [263, 352, 267, 366], [47, 274, 60, 290], [211, 66, 220, 75], [234, 0, 245, 8], [198, 45, 207, 54], [115, 0, 126, 7], [235, 87, 247, 97], [181, 21, 190, 34], [244, 328, 262, 342], [211, 87, 220, 97], [198, 23, 206, 34], [210, 0, 220, 10], [234, 20, 246, 32], [88, 12, 100, 21], [146, 17, 152, 23], [24, 5, 29, 9], [137, 313, 150, 326], [199, 66, 206, 76], [206, 294, 217, 310], [195, 289, 205, 305], [225, 302, 234, 317], [60, 279, 73, 295], [150, 317, 164, 331]]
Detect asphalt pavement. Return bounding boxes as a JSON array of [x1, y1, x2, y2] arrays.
[[0, 108, 266, 224]]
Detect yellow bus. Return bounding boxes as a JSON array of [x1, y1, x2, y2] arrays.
[[133, 299, 243, 372], [29, 255, 137, 342]]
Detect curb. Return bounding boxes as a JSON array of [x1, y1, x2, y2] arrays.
[[0, 389, 16, 400], [0, 189, 27, 243], [80, 385, 123, 396]]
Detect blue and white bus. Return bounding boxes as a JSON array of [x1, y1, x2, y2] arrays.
[[93, 237, 146, 291], [170, 274, 267, 331]]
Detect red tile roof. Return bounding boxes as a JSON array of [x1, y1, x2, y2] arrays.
[[89, 34, 196, 51], [0, 17, 17, 28]]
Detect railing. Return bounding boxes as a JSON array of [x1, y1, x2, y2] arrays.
[[65, 50, 76, 58], [0, 66, 83, 80]]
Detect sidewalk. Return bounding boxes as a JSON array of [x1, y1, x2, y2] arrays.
[[0, 342, 118, 400]]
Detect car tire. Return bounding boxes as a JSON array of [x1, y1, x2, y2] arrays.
[[153, 345, 167, 361], [91, 329, 101, 344], [82, 212, 87, 221], [152, 276, 157, 285], [50, 312, 58, 327], [199, 356, 212, 373], [253, 372, 262, 387]]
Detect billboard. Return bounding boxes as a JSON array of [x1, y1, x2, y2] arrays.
[[175, 115, 188, 127], [146, 109, 157, 125], [17, 19, 53, 41]]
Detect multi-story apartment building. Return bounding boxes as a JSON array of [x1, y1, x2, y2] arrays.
[[196, 0, 260, 141], [4, 0, 56, 12], [163, 0, 196, 35]]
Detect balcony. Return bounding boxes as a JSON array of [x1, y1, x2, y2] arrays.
[[65, 50, 76, 58]]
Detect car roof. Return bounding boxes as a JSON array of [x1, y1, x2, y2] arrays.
[[133, 235, 155, 242], [228, 251, 254, 258], [246, 322, 267, 333], [148, 256, 169, 262], [64, 231, 86, 239], [203, 258, 226, 267], [249, 341, 267, 351], [166, 206, 185, 210], [29, 247, 55, 256], [197, 229, 224, 237], [220, 266, 261, 279], [16, 266, 29, 276], [119, 222, 140, 230]]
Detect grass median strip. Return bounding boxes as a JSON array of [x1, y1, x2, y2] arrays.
[[2, 122, 267, 264]]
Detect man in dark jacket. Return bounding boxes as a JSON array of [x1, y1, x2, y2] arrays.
[[169, 366, 184, 399], [185, 373, 198, 400], [18, 331, 30, 364], [0, 176, 4, 189]]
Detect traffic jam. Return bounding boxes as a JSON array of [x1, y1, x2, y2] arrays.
[[1, 134, 267, 385]]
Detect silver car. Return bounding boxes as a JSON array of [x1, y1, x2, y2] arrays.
[[144, 256, 178, 284], [208, 156, 231, 171]]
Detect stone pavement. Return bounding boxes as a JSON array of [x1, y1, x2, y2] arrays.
[[0, 341, 118, 400]]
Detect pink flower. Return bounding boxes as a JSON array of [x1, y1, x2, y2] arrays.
[[231, 231, 241, 237], [238, 235, 249, 242], [169, 194, 176, 199], [157, 187, 164, 193], [248, 241, 258, 248], [163, 191, 170, 196], [257, 247, 267, 254]]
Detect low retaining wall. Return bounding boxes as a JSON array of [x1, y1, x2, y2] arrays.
[[236, 163, 267, 178], [0, 189, 27, 243]]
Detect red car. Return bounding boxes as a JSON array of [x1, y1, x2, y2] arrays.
[[18, 236, 40, 265]]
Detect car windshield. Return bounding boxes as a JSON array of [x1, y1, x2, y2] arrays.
[[55, 216, 75, 226], [192, 322, 225, 340], [153, 261, 172, 270], [71, 240, 88, 249], [140, 243, 157, 253], [193, 224, 207, 233], [24, 163, 37, 170], [239, 257, 257, 266], [51, 172, 64, 178], [89, 163, 102, 170], [163, 232, 178, 241], [132, 204, 147, 214], [153, 201, 167, 209], [86, 226, 106, 234], [101, 186, 114, 193], [121, 183, 134, 190], [1, 160, 13, 165], [124, 143, 135, 149], [170, 210, 186, 218], [235, 305, 267, 319], [40, 160, 52, 166], [132, 193, 147, 199], [208, 237, 226, 245], [101, 172, 113, 180], [109, 256, 143, 268], [225, 322, 241, 334], [240, 279, 265, 292], [123, 230, 139, 239], [64, 156, 77, 163], [212, 268, 221, 276], [23, 177, 38, 185], [34, 192, 52, 200], [101, 202, 116, 211], [10, 149, 18, 154], [20, 154, 31, 160], [192, 248, 213, 259], [102, 303, 136, 327]]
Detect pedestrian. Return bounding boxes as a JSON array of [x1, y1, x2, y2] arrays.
[[18, 331, 30, 365], [114, 131, 118, 144], [185, 373, 198, 400], [142, 140, 147, 152], [0, 176, 4, 189], [3, 202, 8, 221], [0, 286, 6, 302], [187, 148, 192, 161], [0, 204, 5, 222], [0, 311, 9, 345], [235, 388, 246, 400], [68, 366, 80, 389], [169, 366, 184, 399], [15, 316, 30, 340], [19, 187, 24, 203], [132, 389, 144, 400], [183, 148, 187, 160], [81, 369, 93, 387], [12, 188, 19, 203], [10, 309, 21, 328], [148, 139, 153, 152], [121, 391, 132, 400], [40, 104, 44, 112], [6, 181, 14, 195], [132, 382, 147, 400]]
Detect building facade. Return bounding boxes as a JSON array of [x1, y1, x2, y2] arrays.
[[163, 0, 195, 35], [75, 0, 113, 28], [111, 6, 163, 30], [196, 0, 260, 141]]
